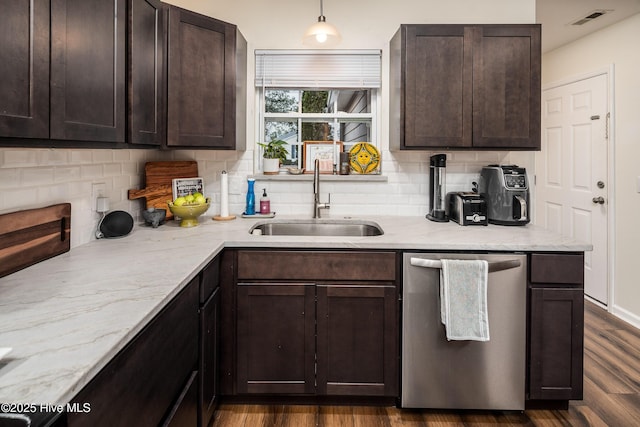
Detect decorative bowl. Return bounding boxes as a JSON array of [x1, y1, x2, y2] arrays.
[[142, 207, 166, 228], [167, 199, 210, 227]]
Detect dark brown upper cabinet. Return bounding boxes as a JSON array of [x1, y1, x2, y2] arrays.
[[166, 6, 246, 150], [2, 2, 246, 150], [0, 0, 50, 139], [128, 0, 166, 146], [50, 0, 126, 142], [0, 0, 126, 144], [390, 24, 541, 151]]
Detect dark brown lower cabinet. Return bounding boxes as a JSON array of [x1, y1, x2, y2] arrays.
[[528, 253, 584, 401], [316, 284, 398, 396], [200, 287, 220, 426], [231, 250, 399, 399], [232, 249, 400, 399], [236, 283, 316, 395], [163, 370, 199, 427], [66, 277, 199, 427], [235, 281, 398, 398]]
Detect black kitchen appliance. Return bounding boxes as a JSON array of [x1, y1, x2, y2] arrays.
[[479, 165, 530, 226], [427, 154, 448, 222], [447, 192, 488, 226]]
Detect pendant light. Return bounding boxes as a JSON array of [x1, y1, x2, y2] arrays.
[[302, 0, 341, 47]]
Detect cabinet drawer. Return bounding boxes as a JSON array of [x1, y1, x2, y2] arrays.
[[200, 255, 220, 303], [530, 253, 584, 285], [237, 251, 396, 281]]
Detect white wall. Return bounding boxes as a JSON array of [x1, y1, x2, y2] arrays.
[[542, 13, 640, 325], [0, 0, 536, 248]]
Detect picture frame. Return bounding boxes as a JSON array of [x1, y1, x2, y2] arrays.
[[172, 177, 204, 200], [303, 141, 343, 174]]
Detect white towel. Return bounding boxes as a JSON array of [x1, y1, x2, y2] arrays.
[[440, 259, 490, 341]]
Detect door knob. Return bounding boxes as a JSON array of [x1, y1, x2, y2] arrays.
[[592, 196, 605, 204]]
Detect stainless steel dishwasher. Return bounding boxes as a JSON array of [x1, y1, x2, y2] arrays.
[[401, 252, 527, 410]]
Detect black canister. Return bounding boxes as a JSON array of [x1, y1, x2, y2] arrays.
[[427, 154, 448, 222]]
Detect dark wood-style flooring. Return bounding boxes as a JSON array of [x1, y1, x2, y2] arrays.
[[212, 301, 640, 426]]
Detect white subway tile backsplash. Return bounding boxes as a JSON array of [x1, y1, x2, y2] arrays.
[[0, 168, 19, 188], [3, 150, 39, 167], [112, 150, 131, 162], [92, 150, 113, 163], [69, 150, 94, 164], [80, 164, 104, 179], [0, 147, 534, 248], [21, 167, 55, 186], [54, 166, 81, 182], [37, 149, 69, 165], [104, 163, 122, 177]]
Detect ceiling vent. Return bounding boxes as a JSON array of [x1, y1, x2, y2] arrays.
[[570, 9, 613, 26]]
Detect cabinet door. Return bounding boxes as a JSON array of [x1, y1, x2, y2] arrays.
[[316, 284, 398, 396], [167, 7, 236, 149], [199, 287, 219, 427], [128, 0, 166, 146], [529, 287, 584, 400], [402, 25, 473, 149], [237, 283, 316, 394], [163, 371, 198, 427], [50, 0, 126, 142], [67, 278, 199, 427], [0, 0, 50, 138], [472, 25, 541, 149]]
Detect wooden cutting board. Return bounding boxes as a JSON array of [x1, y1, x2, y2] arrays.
[[128, 161, 199, 219], [0, 203, 71, 278]]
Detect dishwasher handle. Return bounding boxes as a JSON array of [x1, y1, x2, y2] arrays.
[[410, 257, 521, 273]]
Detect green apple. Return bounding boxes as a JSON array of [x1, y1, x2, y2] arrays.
[[173, 196, 186, 206]]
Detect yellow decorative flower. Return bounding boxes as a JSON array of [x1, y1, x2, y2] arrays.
[[349, 143, 380, 174]]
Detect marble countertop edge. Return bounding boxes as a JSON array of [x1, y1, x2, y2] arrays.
[[0, 215, 590, 405]]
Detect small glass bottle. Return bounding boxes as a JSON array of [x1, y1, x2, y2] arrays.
[[245, 178, 256, 215]]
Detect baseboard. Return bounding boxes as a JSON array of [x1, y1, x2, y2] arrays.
[[610, 304, 640, 330], [584, 295, 607, 309]]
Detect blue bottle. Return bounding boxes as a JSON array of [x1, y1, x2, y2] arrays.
[[245, 178, 256, 215]]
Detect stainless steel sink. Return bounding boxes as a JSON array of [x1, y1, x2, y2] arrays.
[[249, 219, 384, 236]]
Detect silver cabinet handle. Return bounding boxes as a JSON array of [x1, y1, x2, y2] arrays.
[[410, 258, 521, 273]]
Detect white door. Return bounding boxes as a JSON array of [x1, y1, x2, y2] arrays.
[[536, 73, 609, 305]]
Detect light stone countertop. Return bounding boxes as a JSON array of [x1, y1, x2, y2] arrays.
[[0, 214, 591, 408]]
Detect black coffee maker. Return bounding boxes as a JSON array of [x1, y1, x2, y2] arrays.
[[427, 154, 448, 222]]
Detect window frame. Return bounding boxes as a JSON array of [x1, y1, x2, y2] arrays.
[[256, 87, 380, 171], [254, 50, 382, 174]]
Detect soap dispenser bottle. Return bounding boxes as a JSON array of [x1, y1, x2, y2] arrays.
[[260, 188, 270, 214]]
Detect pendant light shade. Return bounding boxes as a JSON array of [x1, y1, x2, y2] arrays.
[[303, 0, 341, 47]]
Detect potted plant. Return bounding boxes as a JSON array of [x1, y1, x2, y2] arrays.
[[257, 139, 289, 175]]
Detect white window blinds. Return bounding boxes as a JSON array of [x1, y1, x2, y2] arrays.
[[255, 49, 381, 89]]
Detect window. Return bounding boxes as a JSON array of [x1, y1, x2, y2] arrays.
[[256, 50, 381, 170]]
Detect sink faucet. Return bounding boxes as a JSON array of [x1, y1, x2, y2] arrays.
[[313, 159, 330, 218]]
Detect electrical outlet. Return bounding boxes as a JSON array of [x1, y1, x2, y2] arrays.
[[91, 183, 107, 212]]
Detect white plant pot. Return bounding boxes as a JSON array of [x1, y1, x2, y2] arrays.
[[263, 158, 280, 175]]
